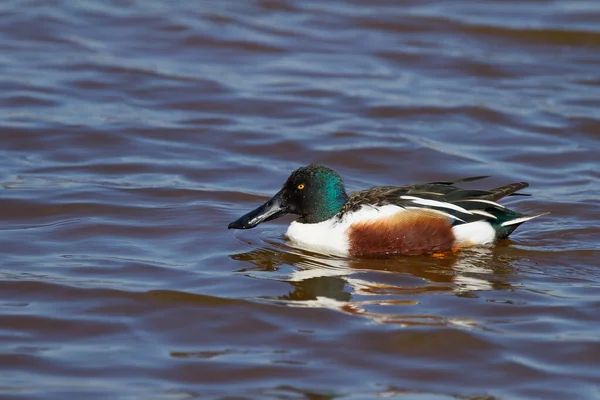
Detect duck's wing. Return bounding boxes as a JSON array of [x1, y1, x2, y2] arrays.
[[343, 177, 533, 225]]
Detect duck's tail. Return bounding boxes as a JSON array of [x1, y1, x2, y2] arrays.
[[484, 182, 530, 201], [492, 211, 549, 239]]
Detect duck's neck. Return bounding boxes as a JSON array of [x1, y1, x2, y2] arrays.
[[300, 191, 349, 224]]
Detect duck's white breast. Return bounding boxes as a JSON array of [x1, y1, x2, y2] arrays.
[[286, 219, 350, 256]]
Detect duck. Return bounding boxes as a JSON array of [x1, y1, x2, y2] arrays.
[[228, 164, 546, 257]]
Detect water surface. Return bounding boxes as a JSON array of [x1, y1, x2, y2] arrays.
[[1, 0, 599, 399]]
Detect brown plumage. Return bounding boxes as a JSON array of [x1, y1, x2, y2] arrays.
[[348, 209, 455, 257]]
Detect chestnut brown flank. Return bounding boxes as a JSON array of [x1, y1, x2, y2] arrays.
[[348, 210, 456, 257]]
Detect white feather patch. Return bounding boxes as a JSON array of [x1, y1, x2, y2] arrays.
[[286, 218, 349, 256], [452, 221, 496, 246], [500, 214, 543, 227]]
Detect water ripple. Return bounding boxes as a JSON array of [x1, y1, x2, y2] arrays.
[[1, 0, 599, 398]]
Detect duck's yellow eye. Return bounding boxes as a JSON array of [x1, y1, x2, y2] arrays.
[[297, 183, 305, 190]]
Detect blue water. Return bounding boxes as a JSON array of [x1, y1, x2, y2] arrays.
[[1, 0, 599, 398]]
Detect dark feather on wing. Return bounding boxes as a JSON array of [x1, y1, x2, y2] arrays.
[[341, 176, 530, 225]]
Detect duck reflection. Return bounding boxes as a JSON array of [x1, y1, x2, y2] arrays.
[[231, 243, 353, 303], [231, 240, 516, 305]]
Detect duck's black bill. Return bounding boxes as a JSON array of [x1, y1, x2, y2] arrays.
[[228, 191, 288, 229]]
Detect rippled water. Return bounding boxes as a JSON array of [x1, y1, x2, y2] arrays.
[[1, 0, 599, 398]]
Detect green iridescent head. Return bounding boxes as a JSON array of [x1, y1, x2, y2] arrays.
[[281, 164, 349, 223], [228, 164, 349, 229]]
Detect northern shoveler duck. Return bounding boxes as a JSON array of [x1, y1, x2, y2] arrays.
[[228, 164, 546, 257]]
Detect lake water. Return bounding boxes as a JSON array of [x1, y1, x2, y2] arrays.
[[1, 0, 599, 399]]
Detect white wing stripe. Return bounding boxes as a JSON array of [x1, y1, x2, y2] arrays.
[[401, 196, 473, 215], [459, 199, 505, 208], [470, 210, 497, 219]]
